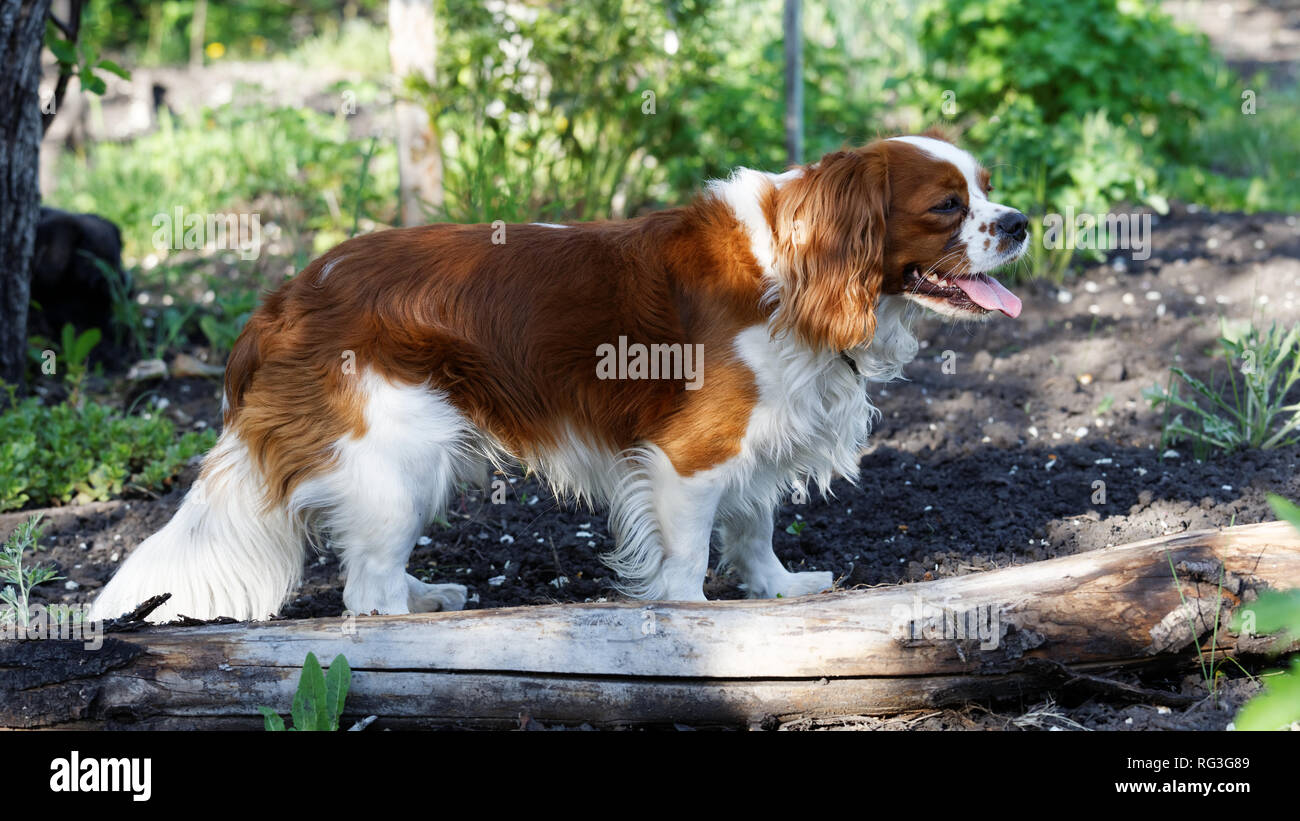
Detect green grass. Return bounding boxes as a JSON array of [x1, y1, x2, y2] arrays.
[[1144, 320, 1300, 457], [1166, 80, 1300, 213]]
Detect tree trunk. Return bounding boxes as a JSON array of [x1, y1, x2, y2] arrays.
[[0, 0, 51, 393], [783, 0, 803, 166], [388, 0, 442, 227], [3, 522, 1298, 729]]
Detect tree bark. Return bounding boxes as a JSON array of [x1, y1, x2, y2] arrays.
[[0, 0, 51, 392], [783, 0, 803, 166], [388, 0, 442, 226], [3, 522, 1298, 729]]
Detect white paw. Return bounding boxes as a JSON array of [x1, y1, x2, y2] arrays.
[[408, 581, 468, 613], [772, 570, 834, 599]]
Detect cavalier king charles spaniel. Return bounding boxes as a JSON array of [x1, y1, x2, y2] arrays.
[[91, 132, 1028, 622]]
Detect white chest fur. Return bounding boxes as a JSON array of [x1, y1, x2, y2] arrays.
[[716, 297, 919, 512]]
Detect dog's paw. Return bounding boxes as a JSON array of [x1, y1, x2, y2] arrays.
[[745, 570, 834, 599], [775, 570, 834, 599], [407, 581, 468, 612]]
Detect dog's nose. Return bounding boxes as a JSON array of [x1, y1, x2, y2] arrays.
[[996, 210, 1028, 241]]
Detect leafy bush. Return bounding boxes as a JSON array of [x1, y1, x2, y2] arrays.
[[1145, 320, 1300, 457], [0, 387, 216, 512], [916, 0, 1223, 211]]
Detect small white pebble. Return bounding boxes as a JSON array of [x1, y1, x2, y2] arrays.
[[499, 535, 515, 544], [64, 580, 79, 591], [488, 575, 506, 587], [416, 536, 432, 546]]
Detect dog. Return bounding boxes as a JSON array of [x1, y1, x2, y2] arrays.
[[29, 207, 122, 339], [90, 132, 1027, 623]]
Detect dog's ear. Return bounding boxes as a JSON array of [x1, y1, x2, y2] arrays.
[[771, 144, 889, 352]]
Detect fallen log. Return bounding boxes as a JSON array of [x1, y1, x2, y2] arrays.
[[3, 521, 1299, 729]]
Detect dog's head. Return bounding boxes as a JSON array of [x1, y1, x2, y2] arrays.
[[769, 132, 1027, 351]]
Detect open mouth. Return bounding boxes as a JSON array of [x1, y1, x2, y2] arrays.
[[903, 268, 1022, 319]]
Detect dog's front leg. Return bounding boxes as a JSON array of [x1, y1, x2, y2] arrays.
[[717, 502, 833, 599], [607, 448, 722, 601]]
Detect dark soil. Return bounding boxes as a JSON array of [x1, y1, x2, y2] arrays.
[[4, 206, 1299, 731]]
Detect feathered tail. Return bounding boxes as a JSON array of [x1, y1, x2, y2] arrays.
[[89, 431, 306, 623]]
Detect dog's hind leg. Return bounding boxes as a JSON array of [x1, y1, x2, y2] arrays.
[[293, 374, 470, 615]]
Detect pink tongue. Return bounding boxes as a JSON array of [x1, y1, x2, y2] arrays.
[[953, 273, 1022, 318]]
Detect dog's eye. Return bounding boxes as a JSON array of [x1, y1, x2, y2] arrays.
[[931, 197, 962, 213]]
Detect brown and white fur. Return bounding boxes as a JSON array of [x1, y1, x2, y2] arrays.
[[90, 133, 1028, 623]]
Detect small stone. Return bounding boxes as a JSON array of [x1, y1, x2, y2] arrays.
[[126, 359, 168, 382]]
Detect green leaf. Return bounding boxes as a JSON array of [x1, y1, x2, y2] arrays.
[[96, 58, 131, 80], [1235, 659, 1300, 731], [306, 651, 329, 730], [74, 328, 101, 363], [257, 706, 285, 732], [1232, 588, 1300, 645], [78, 71, 107, 96], [1267, 494, 1300, 534], [323, 654, 352, 730], [291, 652, 325, 730], [46, 35, 77, 65]]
